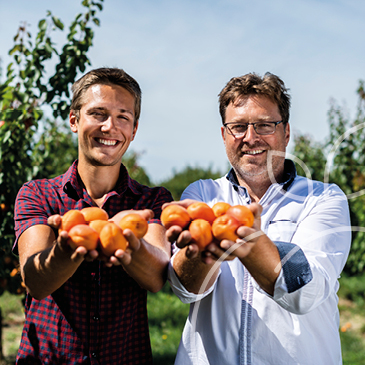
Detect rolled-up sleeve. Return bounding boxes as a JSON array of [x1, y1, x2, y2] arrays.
[[265, 184, 351, 314]]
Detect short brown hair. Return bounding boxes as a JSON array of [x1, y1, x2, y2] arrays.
[[218, 72, 291, 124], [70, 67, 142, 125]]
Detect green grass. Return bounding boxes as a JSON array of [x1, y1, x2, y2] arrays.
[[0, 291, 24, 364], [147, 284, 190, 365]]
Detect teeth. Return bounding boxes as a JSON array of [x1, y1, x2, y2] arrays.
[[97, 138, 117, 146], [244, 150, 264, 155]]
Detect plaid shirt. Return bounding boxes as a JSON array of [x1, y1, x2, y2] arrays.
[[14, 161, 173, 364]]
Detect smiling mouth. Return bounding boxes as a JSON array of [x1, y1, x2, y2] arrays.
[[96, 138, 118, 146], [242, 149, 265, 155]]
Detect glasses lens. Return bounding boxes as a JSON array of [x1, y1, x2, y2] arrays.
[[255, 122, 276, 135], [227, 124, 248, 136]]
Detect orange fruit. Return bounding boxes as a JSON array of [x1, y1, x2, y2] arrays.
[[81, 206, 109, 222], [226, 205, 254, 227], [60, 210, 87, 233], [99, 222, 128, 256], [187, 202, 216, 224], [68, 224, 99, 250], [212, 202, 231, 217], [212, 214, 240, 241], [189, 219, 213, 250], [89, 219, 109, 234], [161, 205, 191, 229], [118, 213, 148, 239]]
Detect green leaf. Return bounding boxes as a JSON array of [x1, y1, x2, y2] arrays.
[[92, 18, 100, 26], [2, 130, 11, 144], [38, 19, 47, 31], [52, 16, 64, 30]]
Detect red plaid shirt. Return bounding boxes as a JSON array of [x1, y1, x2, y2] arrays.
[[14, 161, 173, 364]]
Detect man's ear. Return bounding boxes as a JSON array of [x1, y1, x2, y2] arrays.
[[221, 126, 226, 145], [131, 120, 139, 141], [69, 111, 78, 133]]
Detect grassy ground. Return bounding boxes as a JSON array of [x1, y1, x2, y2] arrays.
[[1, 277, 365, 364]]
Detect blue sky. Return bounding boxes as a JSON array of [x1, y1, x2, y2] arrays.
[[1, 0, 365, 183]]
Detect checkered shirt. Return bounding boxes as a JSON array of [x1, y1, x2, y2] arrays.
[[13, 161, 173, 364]]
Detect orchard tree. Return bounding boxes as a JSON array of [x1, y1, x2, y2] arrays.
[[325, 87, 365, 274], [160, 165, 226, 201], [292, 134, 326, 182], [0, 0, 104, 296], [292, 82, 365, 275]]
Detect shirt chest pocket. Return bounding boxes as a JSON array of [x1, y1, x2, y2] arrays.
[[266, 220, 298, 243]]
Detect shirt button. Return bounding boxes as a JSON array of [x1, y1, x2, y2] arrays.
[[93, 315, 99, 321]]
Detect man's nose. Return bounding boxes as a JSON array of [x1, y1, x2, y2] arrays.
[[101, 116, 116, 131], [242, 124, 259, 142]]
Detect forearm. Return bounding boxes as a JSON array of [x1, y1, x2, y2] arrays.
[[22, 241, 83, 300], [122, 239, 170, 293], [240, 235, 281, 295], [173, 247, 220, 294]]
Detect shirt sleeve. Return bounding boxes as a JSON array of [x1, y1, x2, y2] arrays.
[[13, 181, 52, 254], [147, 187, 174, 224], [167, 250, 219, 304], [266, 184, 351, 314]]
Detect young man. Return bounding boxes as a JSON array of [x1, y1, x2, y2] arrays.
[[166, 73, 351, 364], [14, 68, 173, 364]]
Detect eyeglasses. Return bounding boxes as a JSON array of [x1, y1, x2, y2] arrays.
[[223, 121, 284, 137]]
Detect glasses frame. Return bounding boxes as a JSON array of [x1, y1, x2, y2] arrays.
[[223, 120, 284, 137]]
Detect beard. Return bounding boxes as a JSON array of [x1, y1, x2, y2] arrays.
[[227, 147, 286, 185]]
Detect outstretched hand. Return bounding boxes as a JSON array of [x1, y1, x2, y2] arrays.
[[47, 214, 99, 263], [164, 201, 263, 264]]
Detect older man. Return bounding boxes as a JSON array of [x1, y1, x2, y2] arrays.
[[166, 72, 351, 364]]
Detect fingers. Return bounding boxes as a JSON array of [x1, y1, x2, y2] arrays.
[[110, 209, 154, 225], [47, 214, 62, 229], [166, 226, 193, 247], [162, 199, 197, 210], [219, 238, 253, 259]]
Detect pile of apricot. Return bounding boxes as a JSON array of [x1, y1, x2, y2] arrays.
[[161, 202, 254, 250], [59, 207, 148, 256]]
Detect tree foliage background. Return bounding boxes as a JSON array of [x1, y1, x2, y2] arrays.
[[293, 84, 365, 274]]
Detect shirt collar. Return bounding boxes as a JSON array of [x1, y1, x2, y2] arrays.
[[226, 158, 297, 192], [61, 160, 143, 200]]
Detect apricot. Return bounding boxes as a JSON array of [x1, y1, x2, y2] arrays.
[[81, 206, 109, 222], [60, 210, 87, 233], [161, 204, 191, 229], [187, 202, 216, 224], [118, 213, 148, 239], [68, 224, 99, 250], [212, 214, 240, 242], [89, 219, 109, 234], [99, 222, 128, 256], [212, 202, 231, 218], [189, 219, 213, 250], [226, 205, 254, 227]]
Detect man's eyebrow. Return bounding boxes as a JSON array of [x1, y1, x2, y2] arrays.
[[230, 116, 276, 123], [87, 106, 134, 115]]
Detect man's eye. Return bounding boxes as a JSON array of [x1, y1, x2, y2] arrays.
[[231, 125, 247, 131], [257, 123, 271, 128]]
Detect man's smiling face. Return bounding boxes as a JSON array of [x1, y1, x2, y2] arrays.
[[70, 83, 138, 167], [221, 94, 290, 185]]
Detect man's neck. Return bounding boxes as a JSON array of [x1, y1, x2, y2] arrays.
[[235, 169, 285, 203], [77, 159, 121, 207]]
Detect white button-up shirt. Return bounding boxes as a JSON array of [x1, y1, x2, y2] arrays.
[[168, 161, 351, 365]]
